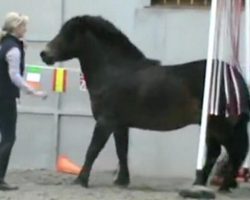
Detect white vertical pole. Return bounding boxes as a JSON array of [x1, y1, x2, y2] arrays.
[[196, 0, 218, 170], [245, 1, 250, 88], [243, 0, 250, 169]]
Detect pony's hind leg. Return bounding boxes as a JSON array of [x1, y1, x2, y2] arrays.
[[194, 136, 221, 186], [220, 114, 249, 191], [113, 127, 130, 186], [75, 121, 113, 187]]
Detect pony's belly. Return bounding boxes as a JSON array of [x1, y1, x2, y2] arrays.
[[124, 101, 200, 131], [128, 113, 199, 131]]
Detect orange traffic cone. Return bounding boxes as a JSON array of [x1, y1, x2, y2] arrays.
[[56, 155, 82, 175]]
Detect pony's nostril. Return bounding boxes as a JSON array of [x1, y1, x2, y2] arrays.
[[40, 51, 46, 58]]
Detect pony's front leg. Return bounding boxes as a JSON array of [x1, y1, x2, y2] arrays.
[[113, 127, 130, 187], [75, 121, 113, 187]]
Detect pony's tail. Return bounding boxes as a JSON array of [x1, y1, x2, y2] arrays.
[[0, 30, 7, 42]]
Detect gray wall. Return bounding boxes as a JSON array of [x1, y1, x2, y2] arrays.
[[1, 0, 246, 178]]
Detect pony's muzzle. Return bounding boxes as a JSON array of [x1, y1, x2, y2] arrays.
[[40, 50, 55, 65]]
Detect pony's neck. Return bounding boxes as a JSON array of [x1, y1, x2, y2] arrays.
[[83, 30, 146, 63], [77, 31, 151, 88], [98, 40, 145, 62], [78, 33, 107, 88], [78, 54, 104, 89]]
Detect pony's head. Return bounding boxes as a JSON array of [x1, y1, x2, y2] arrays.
[[40, 16, 86, 65], [40, 15, 145, 65]]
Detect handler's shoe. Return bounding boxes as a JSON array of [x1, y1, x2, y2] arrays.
[[0, 181, 18, 191]]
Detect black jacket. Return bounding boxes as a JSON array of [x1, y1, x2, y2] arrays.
[[0, 34, 25, 99]]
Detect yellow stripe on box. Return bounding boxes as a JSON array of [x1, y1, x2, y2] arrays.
[[53, 68, 67, 92]]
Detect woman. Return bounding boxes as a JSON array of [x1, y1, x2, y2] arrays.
[[0, 12, 47, 191]]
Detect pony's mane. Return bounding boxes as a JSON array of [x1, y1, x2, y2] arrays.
[[62, 15, 148, 60]]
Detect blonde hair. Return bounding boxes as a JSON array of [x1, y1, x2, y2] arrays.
[[0, 12, 29, 41]]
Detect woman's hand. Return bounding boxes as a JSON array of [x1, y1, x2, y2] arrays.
[[33, 90, 48, 99]]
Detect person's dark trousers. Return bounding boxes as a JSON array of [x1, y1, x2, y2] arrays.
[[0, 98, 18, 191]]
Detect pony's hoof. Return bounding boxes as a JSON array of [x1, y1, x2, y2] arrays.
[[219, 180, 235, 192], [72, 177, 89, 188], [218, 186, 231, 193], [229, 180, 238, 189], [114, 178, 130, 187], [81, 181, 89, 188], [193, 170, 206, 186], [72, 177, 81, 185]]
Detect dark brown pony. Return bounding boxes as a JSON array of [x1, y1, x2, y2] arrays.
[[40, 15, 250, 191]]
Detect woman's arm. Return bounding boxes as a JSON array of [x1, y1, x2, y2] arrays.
[[6, 47, 35, 94]]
